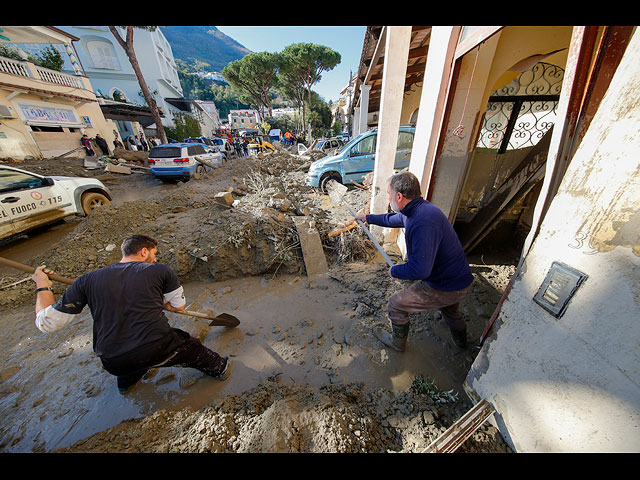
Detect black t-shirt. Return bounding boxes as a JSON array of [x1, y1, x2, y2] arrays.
[[53, 262, 183, 358]]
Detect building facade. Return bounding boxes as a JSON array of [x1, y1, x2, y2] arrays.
[[0, 26, 117, 159], [45, 26, 184, 141]]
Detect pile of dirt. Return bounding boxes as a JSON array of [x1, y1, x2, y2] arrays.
[[0, 150, 374, 307], [57, 381, 509, 453]]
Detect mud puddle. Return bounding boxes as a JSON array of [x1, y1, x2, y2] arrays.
[[0, 262, 473, 452]]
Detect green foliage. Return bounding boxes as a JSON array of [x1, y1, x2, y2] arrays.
[[161, 26, 250, 73], [410, 376, 459, 404], [222, 51, 282, 117], [164, 114, 202, 142], [36, 46, 64, 71], [0, 44, 64, 71]]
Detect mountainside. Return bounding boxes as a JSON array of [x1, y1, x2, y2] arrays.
[[160, 26, 251, 72]]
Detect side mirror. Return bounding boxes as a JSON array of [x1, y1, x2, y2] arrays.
[[43, 177, 55, 186]]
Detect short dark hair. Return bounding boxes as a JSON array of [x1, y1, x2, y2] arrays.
[[388, 171, 422, 200], [121, 234, 158, 256]]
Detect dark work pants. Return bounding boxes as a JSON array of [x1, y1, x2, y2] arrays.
[[100, 328, 226, 390], [388, 281, 472, 332]]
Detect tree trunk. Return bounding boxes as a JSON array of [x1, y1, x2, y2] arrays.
[[108, 26, 167, 144]]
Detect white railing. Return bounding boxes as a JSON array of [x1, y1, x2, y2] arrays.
[[33, 65, 84, 89], [0, 56, 32, 78], [0, 55, 84, 89]]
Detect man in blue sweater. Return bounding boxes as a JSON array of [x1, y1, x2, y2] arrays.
[[355, 172, 474, 352]]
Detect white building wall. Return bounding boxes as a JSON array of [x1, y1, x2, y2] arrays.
[[465, 29, 640, 452]]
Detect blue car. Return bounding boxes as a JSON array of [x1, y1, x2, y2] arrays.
[[148, 142, 223, 182], [305, 126, 415, 192]]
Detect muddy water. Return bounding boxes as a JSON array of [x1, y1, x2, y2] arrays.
[[0, 267, 470, 452]]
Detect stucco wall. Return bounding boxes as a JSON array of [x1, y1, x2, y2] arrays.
[[465, 28, 640, 453]]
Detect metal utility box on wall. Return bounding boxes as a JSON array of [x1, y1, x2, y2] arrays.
[[533, 261, 588, 318]]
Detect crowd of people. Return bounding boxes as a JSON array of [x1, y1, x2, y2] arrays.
[[81, 128, 301, 159]]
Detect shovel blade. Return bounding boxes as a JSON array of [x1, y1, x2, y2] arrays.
[[208, 312, 240, 328]]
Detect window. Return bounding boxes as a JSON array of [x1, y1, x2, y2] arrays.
[[0, 169, 45, 193], [351, 135, 376, 156], [187, 145, 206, 155], [397, 132, 414, 150], [86, 39, 121, 70], [149, 146, 181, 158]]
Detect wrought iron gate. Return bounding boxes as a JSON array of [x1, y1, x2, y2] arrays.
[[476, 62, 564, 154]]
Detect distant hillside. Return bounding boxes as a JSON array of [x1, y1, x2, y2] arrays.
[[160, 26, 251, 72]]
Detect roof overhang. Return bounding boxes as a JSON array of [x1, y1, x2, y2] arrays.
[[0, 26, 79, 44], [165, 97, 194, 112], [98, 98, 161, 127], [353, 26, 432, 113]]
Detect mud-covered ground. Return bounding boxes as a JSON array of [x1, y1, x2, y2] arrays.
[[0, 149, 515, 453]]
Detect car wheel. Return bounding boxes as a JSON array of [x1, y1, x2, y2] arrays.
[[194, 165, 206, 180], [319, 172, 342, 194], [81, 192, 110, 215]]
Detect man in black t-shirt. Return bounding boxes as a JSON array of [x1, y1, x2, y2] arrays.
[[32, 234, 232, 394]]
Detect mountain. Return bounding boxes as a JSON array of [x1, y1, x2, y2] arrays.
[[160, 26, 251, 72]]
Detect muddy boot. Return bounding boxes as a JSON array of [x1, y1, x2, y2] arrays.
[[449, 326, 468, 349], [374, 323, 409, 352], [214, 356, 233, 381]]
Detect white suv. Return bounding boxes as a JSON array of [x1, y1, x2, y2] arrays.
[[148, 142, 224, 182], [0, 165, 112, 241]]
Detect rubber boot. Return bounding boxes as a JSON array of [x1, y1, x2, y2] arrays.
[[449, 326, 467, 349], [374, 322, 409, 352], [215, 356, 233, 381]]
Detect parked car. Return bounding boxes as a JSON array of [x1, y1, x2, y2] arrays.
[[298, 137, 344, 156], [148, 142, 223, 182], [305, 126, 416, 192], [210, 137, 232, 159], [185, 136, 228, 160], [0, 165, 112, 241]]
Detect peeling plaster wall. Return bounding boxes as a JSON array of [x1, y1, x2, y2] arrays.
[[465, 29, 640, 453]]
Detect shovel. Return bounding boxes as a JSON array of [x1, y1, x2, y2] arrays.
[[325, 180, 395, 268], [0, 256, 240, 328]]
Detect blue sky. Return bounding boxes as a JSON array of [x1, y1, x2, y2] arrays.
[[217, 26, 366, 103]]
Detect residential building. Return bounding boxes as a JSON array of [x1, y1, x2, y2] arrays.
[[196, 100, 222, 131], [228, 109, 259, 131], [351, 25, 639, 452], [35, 26, 184, 142], [0, 26, 117, 159]]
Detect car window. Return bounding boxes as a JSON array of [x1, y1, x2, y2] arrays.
[[350, 135, 376, 156], [397, 132, 414, 150], [188, 145, 206, 155], [0, 169, 46, 193], [149, 146, 182, 158]]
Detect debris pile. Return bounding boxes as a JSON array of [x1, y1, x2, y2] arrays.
[[57, 381, 510, 453]]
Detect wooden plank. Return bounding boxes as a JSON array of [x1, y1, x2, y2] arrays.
[[292, 216, 328, 278], [423, 399, 496, 453]]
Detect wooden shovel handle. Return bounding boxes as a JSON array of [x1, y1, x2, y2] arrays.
[[0, 256, 240, 327], [0, 256, 74, 285]]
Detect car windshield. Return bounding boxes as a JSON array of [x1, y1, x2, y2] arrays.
[[149, 146, 182, 158], [336, 134, 366, 155]]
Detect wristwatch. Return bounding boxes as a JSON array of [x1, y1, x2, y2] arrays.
[[35, 287, 52, 293]]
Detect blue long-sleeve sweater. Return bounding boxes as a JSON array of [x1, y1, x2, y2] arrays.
[[366, 197, 473, 291]]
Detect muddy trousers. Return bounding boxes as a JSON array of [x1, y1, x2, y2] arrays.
[[100, 328, 227, 391], [387, 281, 472, 334]]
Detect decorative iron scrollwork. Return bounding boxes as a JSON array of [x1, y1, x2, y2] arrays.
[[477, 62, 564, 153]]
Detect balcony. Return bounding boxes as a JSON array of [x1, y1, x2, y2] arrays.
[[0, 55, 86, 90]]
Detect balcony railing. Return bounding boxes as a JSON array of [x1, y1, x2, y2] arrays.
[[0, 55, 85, 90]]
